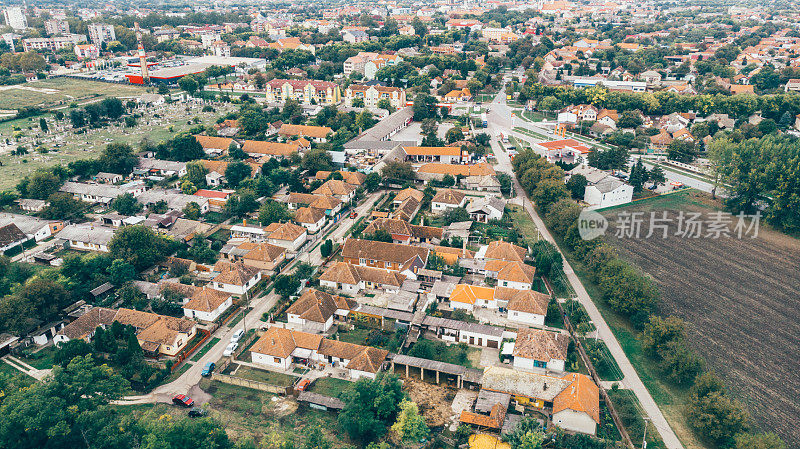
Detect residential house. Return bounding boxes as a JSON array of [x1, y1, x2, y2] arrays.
[[55, 307, 197, 357], [466, 196, 505, 223], [287, 193, 343, 216], [264, 222, 308, 251], [476, 240, 527, 263], [194, 135, 236, 156], [431, 189, 467, 213], [0, 223, 28, 253], [341, 238, 429, 276], [221, 241, 286, 272], [183, 287, 233, 322], [480, 367, 600, 435], [485, 260, 536, 290], [362, 218, 443, 244], [595, 109, 618, 129], [293, 207, 326, 234], [137, 190, 209, 214], [584, 178, 633, 208], [512, 328, 569, 372], [59, 181, 145, 205], [402, 146, 468, 164], [319, 262, 407, 295], [313, 179, 356, 202], [242, 141, 300, 159], [497, 287, 550, 326], [279, 124, 333, 142], [422, 316, 504, 348], [449, 284, 498, 311], [250, 326, 389, 379], [0, 213, 63, 242], [194, 189, 234, 212], [534, 139, 592, 165], [55, 224, 114, 252], [286, 288, 356, 333], [211, 260, 262, 296], [416, 162, 496, 182]]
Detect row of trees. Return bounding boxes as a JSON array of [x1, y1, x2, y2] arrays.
[[512, 150, 785, 449]]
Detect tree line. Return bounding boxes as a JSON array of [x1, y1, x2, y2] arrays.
[[511, 149, 785, 449]]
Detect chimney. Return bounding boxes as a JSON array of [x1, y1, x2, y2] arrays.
[[543, 382, 548, 390], [243, 218, 247, 227]]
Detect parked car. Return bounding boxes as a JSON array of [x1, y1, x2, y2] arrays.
[[201, 362, 215, 377], [231, 329, 245, 343], [296, 378, 312, 391], [172, 394, 194, 408], [349, 211, 357, 219], [188, 407, 206, 418], [223, 342, 238, 357]]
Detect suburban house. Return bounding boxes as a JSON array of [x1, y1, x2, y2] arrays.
[[0, 223, 28, 253], [241, 140, 300, 159], [194, 135, 236, 156], [415, 162, 496, 183], [137, 190, 209, 215], [0, 213, 62, 242], [449, 284, 498, 311], [362, 218, 443, 244], [287, 193, 343, 216], [183, 286, 233, 322], [55, 307, 197, 357], [293, 207, 327, 234], [264, 222, 308, 251], [475, 240, 527, 263], [194, 189, 235, 212], [59, 181, 145, 205], [136, 158, 188, 177], [250, 326, 389, 379], [319, 262, 407, 295], [393, 188, 424, 208], [312, 179, 356, 202], [512, 328, 569, 373], [485, 260, 535, 290], [279, 124, 333, 142], [285, 288, 356, 333], [341, 238, 430, 276], [220, 241, 286, 272], [534, 139, 592, 165], [584, 178, 633, 209], [422, 316, 504, 348], [480, 367, 600, 435], [55, 224, 115, 252], [403, 146, 469, 164], [499, 287, 551, 326], [210, 260, 262, 296], [431, 189, 467, 213], [466, 197, 505, 223]]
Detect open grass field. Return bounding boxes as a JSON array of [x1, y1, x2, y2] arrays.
[[600, 190, 800, 447], [308, 376, 353, 398], [0, 78, 154, 111], [234, 366, 297, 386]]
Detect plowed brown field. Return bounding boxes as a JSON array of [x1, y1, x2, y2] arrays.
[[601, 191, 800, 446]]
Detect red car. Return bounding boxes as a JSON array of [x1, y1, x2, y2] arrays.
[[172, 394, 194, 408]]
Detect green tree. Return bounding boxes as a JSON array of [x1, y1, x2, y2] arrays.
[[111, 193, 142, 215], [183, 202, 202, 220], [351, 97, 365, 108], [108, 258, 135, 285], [170, 133, 205, 162], [38, 192, 85, 221], [688, 373, 749, 448], [445, 127, 464, 143], [649, 166, 666, 188], [380, 160, 415, 182], [544, 198, 581, 236], [391, 400, 429, 442], [258, 200, 290, 225], [109, 225, 177, 271], [38, 117, 48, 132], [273, 274, 300, 298], [364, 172, 381, 192], [442, 207, 470, 225], [338, 374, 403, 444], [224, 161, 252, 188], [301, 149, 333, 174], [186, 161, 208, 186], [565, 174, 588, 199], [377, 98, 394, 113], [22, 170, 61, 199], [531, 178, 569, 211], [320, 239, 333, 258], [734, 433, 786, 449], [99, 143, 138, 175], [178, 76, 199, 95]]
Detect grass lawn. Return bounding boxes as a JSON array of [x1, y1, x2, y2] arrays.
[[0, 78, 155, 111], [508, 204, 540, 247], [20, 345, 58, 370], [309, 376, 353, 398], [409, 338, 481, 369], [607, 388, 668, 449], [234, 366, 297, 386], [336, 327, 370, 346], [162, 362, 193, 384], [190, 337, 221, 362], [583, 338, 624, 381]]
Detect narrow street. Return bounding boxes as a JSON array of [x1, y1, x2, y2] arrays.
[[116, 190, 383, 405], [485, 90, 685, 449]]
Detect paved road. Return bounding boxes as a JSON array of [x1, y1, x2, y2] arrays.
[[116, 191, 383, 405], [486, 89, 684, 449]]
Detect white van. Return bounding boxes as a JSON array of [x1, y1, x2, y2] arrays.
[[230, 329, 245, 343]]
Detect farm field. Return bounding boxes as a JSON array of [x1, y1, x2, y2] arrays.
[[601, 190, 800, 446], [0, 78, 154, 111], [0, 101, 234, 190]]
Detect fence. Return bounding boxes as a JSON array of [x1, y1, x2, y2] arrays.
[[547, 278, 635, 449], [211, 372, 292, 395], [170, 328, 212, 372]]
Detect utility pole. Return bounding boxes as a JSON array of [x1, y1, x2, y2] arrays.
[[642, 417, 649, 449]]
